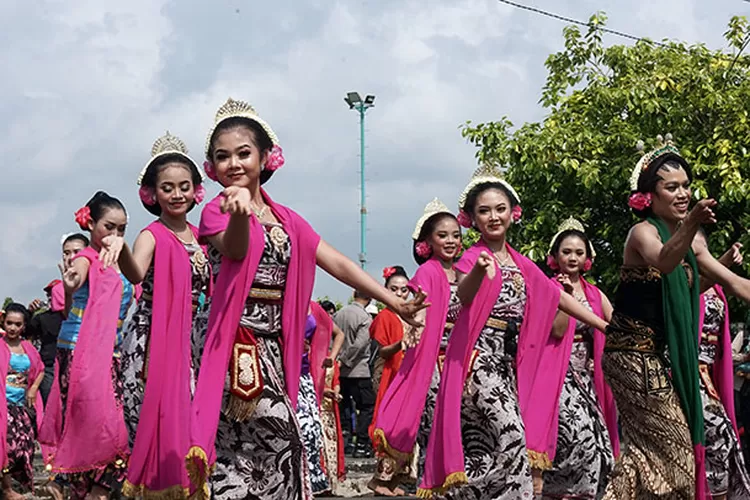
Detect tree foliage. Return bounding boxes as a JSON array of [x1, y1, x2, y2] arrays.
[[461, 13, 750, 313]]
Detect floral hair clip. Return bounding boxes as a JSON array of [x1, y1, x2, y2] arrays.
[[194, 184, 206, 204], [264, 145, 285, 172], [203, 161, 218, 182], [415, 241, 432, 258], [74, 206, 92, 231], [457, 210, 472, 228], [511, 205, 523, 223], [383, 267, 396, 279], [628, 192, 652, 211], [139, 186, 157, 206]]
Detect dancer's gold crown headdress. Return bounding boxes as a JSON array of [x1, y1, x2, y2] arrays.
[[458, 162, 521, 211], [413, 198, 452, 240], [548, 216, 596, 257], [137, 131, 201, 186], [628, 133, 683, 191], [205, 98, 279, 158]]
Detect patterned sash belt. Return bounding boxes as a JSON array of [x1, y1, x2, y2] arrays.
[[247, 286, 283, 302], [142, 292, 200, 312]]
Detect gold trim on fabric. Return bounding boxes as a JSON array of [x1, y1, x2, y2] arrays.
[[227, 343, 262, 421], [373, 428, 414, 463], [527, 449, 553, 470], [485, 317, 508, 330], [700, 332, 719, 344], [185, 446, 212, 500], [619, 266, 662, 282], [247, 287, 283, 301], [416, 471, 469, 498], [121, 480, 189, 500], [604, 314, 659, 353]]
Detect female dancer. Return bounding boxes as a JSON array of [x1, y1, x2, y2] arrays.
[[420, 164, 608, 499], [371, 199, 462, 497], [187, 98, 427, 500], [601, 135, 750, 499], [1, 303, 43, 500], [39, 192, 135, 500], [541, 218, 617, 499], [694, 240, 750, 499], [368, 265, 412, 496], [98, 132, 211, 499]]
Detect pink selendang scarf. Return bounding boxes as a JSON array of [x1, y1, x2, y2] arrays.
[[0, 342, 8, 470], [125, 221, 202, 496], [20, 340, 45, 432], [50, 282, 65, 313], [555, 277, 620, 458], [187, 191, 320, 497], [38, 246, 129, 472], [373, 257, 450, 457], [420, 241, 563, 493], [310, 301, 333, 403]]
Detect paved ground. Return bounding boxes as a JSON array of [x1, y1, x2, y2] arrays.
[[19, 452, 416, 499]]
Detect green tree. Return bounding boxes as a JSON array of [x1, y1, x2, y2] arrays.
[[2, 297, 13, 310], [460, 13, 750, 312]]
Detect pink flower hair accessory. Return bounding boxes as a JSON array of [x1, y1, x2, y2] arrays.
[[194, 184, 206, 204], [264, 145, 285, 172], [203, 161, 218, 181], [74, 206, 92, 231], [457, 210, 472, 228], [628, 192, 652, 211], [139, 186, 157, 206], [583, 258, 593, 272], [415, 241, 432, 258], [383, 267, 396, 279], [512, 205, 523, 223], [546, 255, 559, 271]]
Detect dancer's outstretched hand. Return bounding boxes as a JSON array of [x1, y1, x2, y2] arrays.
[[99, 235, 124, 269], [220, 186, 252, 216], [394, 286, 429, 328], [686, 198, 717, 227]]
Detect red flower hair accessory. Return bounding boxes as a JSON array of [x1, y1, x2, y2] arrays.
[[628, 192, 652, 211], [415, 241, 432, 258], [264, 145, 285, 172], [457, 210, 472, 228], [511, 205, 523, 223], [203, 161, 218, 182], [546, 255, 559, 270], [139, 186, 156, 206], [382, 267, 396, 279], [583, 258, 593, 272], [74, 206, 92, 231], [194, 184, 206, 204]]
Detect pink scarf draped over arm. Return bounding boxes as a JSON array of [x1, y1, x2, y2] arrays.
[[310, 302, 333, 403], [187, 191, 320, 498], [21, 340, 45, 431], [124, 221, 201, 497], [554, 278, 620, 458], [420, 241, 564, 494], [50, 282, 65, 313], [700, 286, 738, 436], [38, 246, 129, 473], [373, 257, 450, 459]]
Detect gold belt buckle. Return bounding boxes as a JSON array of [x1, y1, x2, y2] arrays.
[[485, 317, 508, 330]]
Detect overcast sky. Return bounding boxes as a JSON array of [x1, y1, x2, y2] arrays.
[[1, 0, 746, 304]]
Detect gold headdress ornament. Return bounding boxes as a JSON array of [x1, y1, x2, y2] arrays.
[[137, 131, 202, 186], [548, 216, 596, 258], [628, 133, 683, 191], [412, 198, 452, 240], [205, 98, 280, 158], [457, 161, 521, 211]]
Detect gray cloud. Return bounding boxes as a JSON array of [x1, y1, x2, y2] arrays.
[[0, 0, 745, 304]]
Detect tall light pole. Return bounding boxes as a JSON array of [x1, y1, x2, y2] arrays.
[[344, 92, 375, 270]]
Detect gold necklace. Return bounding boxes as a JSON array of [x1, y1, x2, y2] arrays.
[[251, 203, 268, 220], [493, 250, 512, 267], [159, 220, 207, 271]]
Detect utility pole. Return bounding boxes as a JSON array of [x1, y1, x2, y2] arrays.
[[344, 92, 375, 269]]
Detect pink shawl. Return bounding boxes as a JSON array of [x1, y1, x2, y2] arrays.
[[420, 241, 563, 493], [555, 277, 620, 457], [0, 343, 8, 470], [699, 285, 738, 436], [373, 257, 450, 458], [38, 246, 129, 472], [50, 282, 65, 313], [125, 221, 201, 497], [21, 340, 45, 431], [310, 301, 333, 403], [188, 191, 319, 496]]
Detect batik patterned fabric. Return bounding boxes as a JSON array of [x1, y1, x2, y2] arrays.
[[699, 290, 750, 498], [6, 353, 35, 492], [444, 264, 533, 500], [193, 224, 311, 500], [542, 294, 614, 499], [122, 240, 210, 446], [296, 373, 330, 493], [601, 267, 694, 500]]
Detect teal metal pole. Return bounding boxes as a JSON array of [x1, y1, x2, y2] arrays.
[[358, 104, 367, 269]]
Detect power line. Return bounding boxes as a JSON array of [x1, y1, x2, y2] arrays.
[[495, 0, 666, 48]]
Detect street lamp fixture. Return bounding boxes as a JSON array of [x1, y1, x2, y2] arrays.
[[345, 91, 376, 270]]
